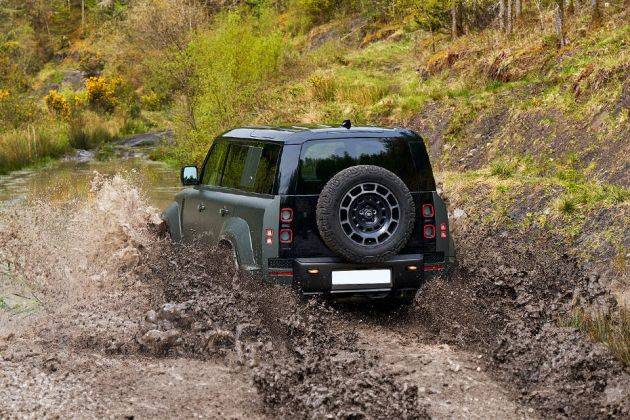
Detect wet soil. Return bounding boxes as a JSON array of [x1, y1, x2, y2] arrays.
[[1, 175, 628, 418]]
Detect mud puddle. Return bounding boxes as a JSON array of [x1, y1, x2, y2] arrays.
[[1, 172, 628, 418], [0, 174, 425, 418]]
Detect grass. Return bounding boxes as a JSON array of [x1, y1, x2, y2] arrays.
[[0, 122, 70, 174], [566, 307, 630, 366]]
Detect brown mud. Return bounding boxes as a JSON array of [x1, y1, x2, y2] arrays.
[[0, 174, 628, 418]]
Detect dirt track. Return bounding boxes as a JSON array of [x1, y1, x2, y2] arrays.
[[1, 176, 628, 418]]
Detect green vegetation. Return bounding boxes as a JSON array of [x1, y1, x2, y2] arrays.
[[566, 308, 630, 366]]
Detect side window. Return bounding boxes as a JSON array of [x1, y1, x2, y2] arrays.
[[220, 141, 282, 194], [221, 143, 250, 189], [201, 141, 229, 186]]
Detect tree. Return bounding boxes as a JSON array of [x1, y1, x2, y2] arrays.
[[554, 0, 567, 46], [507, 0, 513, 34], [451, 0, 464, 39], [515, 0, 522, 18], [413, 0, 450, 52], [499, 0, 507, 31]]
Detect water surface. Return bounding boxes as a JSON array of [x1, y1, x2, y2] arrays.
[[0, 152, 181, 210]]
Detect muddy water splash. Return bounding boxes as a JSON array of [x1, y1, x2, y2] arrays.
[[0, 173, 426, 418], [0, 173, 162, 307]]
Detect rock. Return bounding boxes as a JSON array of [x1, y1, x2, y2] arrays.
[[158, 302, 190, 325], [61, 70, 86, 90], [145, 310, 157, 324], [139, 329, 181, 353], [69, 149, 94, 163], [452, 208, 467, 220], [206, 329, 235, 350]]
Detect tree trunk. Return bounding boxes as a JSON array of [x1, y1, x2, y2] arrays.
[[515, 0, 522, 18], [499, 0, 507, 31], [451, 0, 464, 38], [81, 0, 85, 30], [507, 0, 513, 34], [555, 0, 566, 47], [590, 0, 603, 28]]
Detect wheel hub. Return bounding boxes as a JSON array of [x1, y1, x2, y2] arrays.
[[339, 182, 400, 246]]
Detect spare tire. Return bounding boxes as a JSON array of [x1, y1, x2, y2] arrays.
[[316, 165, 415, 263]]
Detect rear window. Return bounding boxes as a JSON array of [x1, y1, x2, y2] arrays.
[[296, 137, 433, 194]]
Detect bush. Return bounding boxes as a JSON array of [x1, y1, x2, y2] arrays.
[[85, 76, 128, 113], [0, 91, 40, 129], [141, 91, 168, 111], [176, 10, 290, 163], [45, 90, 72, 120]]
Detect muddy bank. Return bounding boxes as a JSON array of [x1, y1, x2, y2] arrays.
[[409, 222, 630, 417]]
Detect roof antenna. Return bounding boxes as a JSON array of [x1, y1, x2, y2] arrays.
[[341, 119, 352, 129]]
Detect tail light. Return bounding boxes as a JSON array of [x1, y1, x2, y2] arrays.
[[279, 229, 293, 244], [440, 222, 447, 239], [423, 224, 436, 239], [279, 207, 294, 245], [422, 204, 434, 218], [280, 208, 294, 222], [265, 228, 274, 245]]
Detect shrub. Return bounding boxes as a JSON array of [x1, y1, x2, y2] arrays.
[[176, 10, 290, 163], [141, 91, 167, 111], [78, 51, 105, 77], [308, 72, 338, 102], [45, 90, 72, 120], [0, 92, 40, 129], [85, 76, 127, 113]]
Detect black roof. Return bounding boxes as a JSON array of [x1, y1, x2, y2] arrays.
[[220, 124, 418, 145]]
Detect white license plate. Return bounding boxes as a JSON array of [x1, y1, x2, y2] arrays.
[[331, 269, 392, 287]]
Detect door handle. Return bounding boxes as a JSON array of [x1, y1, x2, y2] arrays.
[[197, 203, 206, 212], [219, 207, 230, 216]]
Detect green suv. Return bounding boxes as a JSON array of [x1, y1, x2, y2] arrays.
[[163, 123, 455, 302]]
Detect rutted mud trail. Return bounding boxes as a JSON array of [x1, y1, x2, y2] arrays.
[[1, 174, 628, 418]]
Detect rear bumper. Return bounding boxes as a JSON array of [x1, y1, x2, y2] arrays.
[[291, 254, 425, 295]]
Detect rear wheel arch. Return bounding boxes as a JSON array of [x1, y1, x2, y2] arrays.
[[219, 218, 257, 270]]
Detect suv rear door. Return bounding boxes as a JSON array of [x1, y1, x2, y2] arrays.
[[183, 137, 282, 265], [223, 140, 282, 267]]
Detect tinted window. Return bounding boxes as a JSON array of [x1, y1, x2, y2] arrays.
[[297, 137, 420, 194], [408, 140, 436, 191], [202, 141, 229, 186], [220, 141, 281, 194]]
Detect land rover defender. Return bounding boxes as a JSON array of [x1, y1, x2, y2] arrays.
[[163, 123, 455, 303]]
